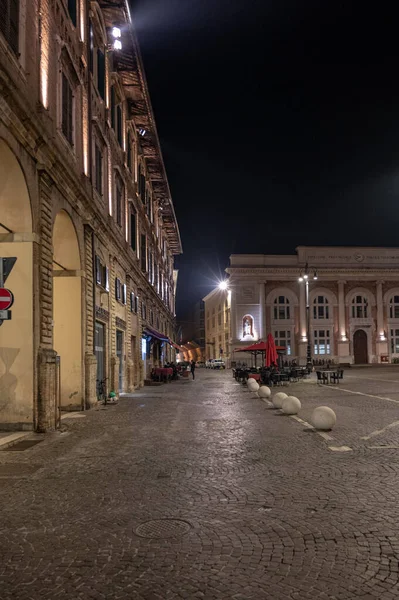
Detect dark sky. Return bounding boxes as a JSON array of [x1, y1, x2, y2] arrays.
[[130, 0, 399, 316]]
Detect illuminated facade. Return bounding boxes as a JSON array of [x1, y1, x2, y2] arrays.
[[0, 0, 181, 431], [203, 289, 231, 362], [226, 247, 399, 365]]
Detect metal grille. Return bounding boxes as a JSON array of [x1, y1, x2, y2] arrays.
[[135, 518, 192, 539]]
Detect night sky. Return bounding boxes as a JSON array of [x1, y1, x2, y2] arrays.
[[130, 1, 399, 315]]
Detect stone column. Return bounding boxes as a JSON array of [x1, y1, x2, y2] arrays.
[[37, 348, 58, 432], [299, 283, 306, 339], [230, 285, 237, 342], [376, 281, 388, 362], [84, 353, 97, 408], [338, 281, 346, 338], [259, 281, 266, 340], [376, 281, 384, 337]]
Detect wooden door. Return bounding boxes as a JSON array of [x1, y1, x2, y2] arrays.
[[354, 329, 368, 364]]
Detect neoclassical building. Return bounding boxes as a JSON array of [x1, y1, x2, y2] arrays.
[[222, 247, 399, 366], [0, 0, 181, 430]]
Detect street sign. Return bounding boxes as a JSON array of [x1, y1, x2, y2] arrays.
[[0, 257, 17, 287], [0, 310, 11, 320], [0, 288, 14, 311]]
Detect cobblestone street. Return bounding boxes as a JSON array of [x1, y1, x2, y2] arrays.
[[3, 368, 399, 599]]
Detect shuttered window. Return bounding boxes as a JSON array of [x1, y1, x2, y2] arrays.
[[0, 0, 19, 54], [62, 73, 73, 145], [111, 86, 115, 129], [117, 105, 122, 145], [115, 175, 123, 227], [130, 212, 136, 251], [67, 0, 77, 26], [97, 49, 105, 100], [94, 144, 103, 195], [140, 234, 146, 272]]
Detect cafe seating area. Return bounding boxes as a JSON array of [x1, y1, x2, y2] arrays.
[[233, 365, 309, 387]]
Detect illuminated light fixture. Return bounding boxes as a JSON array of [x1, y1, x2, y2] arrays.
[[303, 273, 309, 280], [113, 39, 122, 51], [313, 271, 318, 280], [219, 281, 228, 291], [138, 128, 146, 137], [298, 275, 303, 282], [112, 27, 121, 38]]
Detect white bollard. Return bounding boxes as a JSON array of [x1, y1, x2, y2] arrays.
[[272, 392, 288, 408], [258, 386, 271, 399], [281, 395, 301, 415], [248, 380, 259, 392], [311, 406, 336, 430]]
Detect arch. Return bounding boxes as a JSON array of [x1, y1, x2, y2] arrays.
[[242, 314, 254, 338], [384, 287, 399, 304], [266, 287, 299, 307], [0, 138, 32, 233], [0, 140, 34, 428], [387, 293, 399, 319], [309, 287, 338, 306], [52, 211, 83, 410], [53, 210, 81, 270], [345, 287, 376, 306]]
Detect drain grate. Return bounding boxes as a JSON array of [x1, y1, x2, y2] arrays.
[[135, 518, 192, 539], [2, 439, 44, 452]]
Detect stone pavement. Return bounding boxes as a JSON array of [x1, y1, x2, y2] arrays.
[[2, 368, 399, 599]]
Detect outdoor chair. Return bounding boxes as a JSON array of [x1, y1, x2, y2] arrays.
[[329, 371, 340, 384]]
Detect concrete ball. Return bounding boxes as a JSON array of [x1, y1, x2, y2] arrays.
[[282, 395, 301, 415], [311, 406, 336, 431], [258, 386, 271, 399], [248, 380, 259, 392], [272, 392, 288, 408]]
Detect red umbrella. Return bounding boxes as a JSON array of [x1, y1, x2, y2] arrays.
[[265, 333, 278, 367], [235, 341, 268, 367]]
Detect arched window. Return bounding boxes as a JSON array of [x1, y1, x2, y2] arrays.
[[274, 296, 290, 320], [242, 315, 254, 337], [351, 296, 368, 318], [389, 296, 399, 319], [313, 296, 329, 319]]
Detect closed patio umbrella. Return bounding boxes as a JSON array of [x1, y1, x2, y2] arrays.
[[265, 333, 278, 368]]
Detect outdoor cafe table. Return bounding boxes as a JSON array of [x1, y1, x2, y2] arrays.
[[248, 373, 261, 381], [153, 367, 173, 382], [318, 370, 338, 384]]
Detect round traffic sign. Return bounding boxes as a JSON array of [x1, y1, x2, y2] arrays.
[[0, 288, 14, 310]]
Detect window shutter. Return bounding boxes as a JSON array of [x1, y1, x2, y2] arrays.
[[130, 292, 134, 312], [105, 266, 109, 291], [117, 105, 122, 145], [97, 49, 105, 99], [89, 23, 94, 73], [111, 86, 115, 129], [122, 284, 127, 305], [130, 212, 136, 251], [95, 256, 101, 284], [115, 278, 120, 301], [134, 295, 138, 313]]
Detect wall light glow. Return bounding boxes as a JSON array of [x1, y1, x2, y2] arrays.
[[39, 12, 49, 108], [79, 0, 85, 42]]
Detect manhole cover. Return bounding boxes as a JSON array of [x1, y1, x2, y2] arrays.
[[135, 518, 192, 539]]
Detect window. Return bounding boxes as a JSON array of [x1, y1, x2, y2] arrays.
[[68, 0, 77, 26], [138, 165, 146, 203], [130, 212, 136, 252], [150, 310, 154, 325], [390, 329, 399, 353], [274, 330, 292, 355], [115, 175, 123, 227], [127, 132, 135, 174], [97, 49, 105, 100], [314, 330, 331, 355], [389, 296, 399, 319], [212, 316, 215, 328], [1, 0, 19, 54], [351, 296, 368, 318], [148, 250, 153, 284], [95, 256, 109, 290], [61, 73, 73, 145], [115, 278, 126, 304], [111, 86, 116, 129], [274, 296, 290, 319], [140, 234, 147, 271], [313, 296, 329, 319], [141, 301, 147, 320], [94, 144, 103, 195], [116, 105, 122, 146], [218, 313, 222, 326]]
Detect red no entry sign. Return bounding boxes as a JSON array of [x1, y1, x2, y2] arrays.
[[0, 288, 13, 310]]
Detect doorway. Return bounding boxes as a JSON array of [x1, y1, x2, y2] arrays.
[[95, 322, 105, 396], [353, 329, 368, 364], [116, 330, 124, 392]]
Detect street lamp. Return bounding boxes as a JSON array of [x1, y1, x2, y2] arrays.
[[218, 280, 228, 291], [298, 263, 318, 372]]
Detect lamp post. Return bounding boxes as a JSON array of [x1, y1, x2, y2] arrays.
[[298, 263, 318, 372]]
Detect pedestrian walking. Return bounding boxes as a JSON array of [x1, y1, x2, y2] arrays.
[[190, 360, 196, 380]]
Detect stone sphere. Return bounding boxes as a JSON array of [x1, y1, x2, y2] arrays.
[[282, 395, 301, 415], [258, 386, 271, 399], [311, 406, 336, 431], [248, 380, 259, 392], [272, 392, 288, 408]]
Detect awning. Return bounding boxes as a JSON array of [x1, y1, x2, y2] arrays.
[[143, 326, 169, 342]]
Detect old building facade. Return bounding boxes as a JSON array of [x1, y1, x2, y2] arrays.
[[225, 247, 399, 366], [203, 289, 231, 363], [0, 0, 181, 430]]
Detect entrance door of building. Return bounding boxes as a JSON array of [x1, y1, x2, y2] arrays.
[[95, 321, 105, 395], [116, 330, 124, 392], [354, 329, 368, 364]]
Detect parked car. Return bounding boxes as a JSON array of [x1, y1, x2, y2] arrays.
[[211, 359, 226, 370], [196, 361, 206, 368], [205, 359, 214, 368]]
